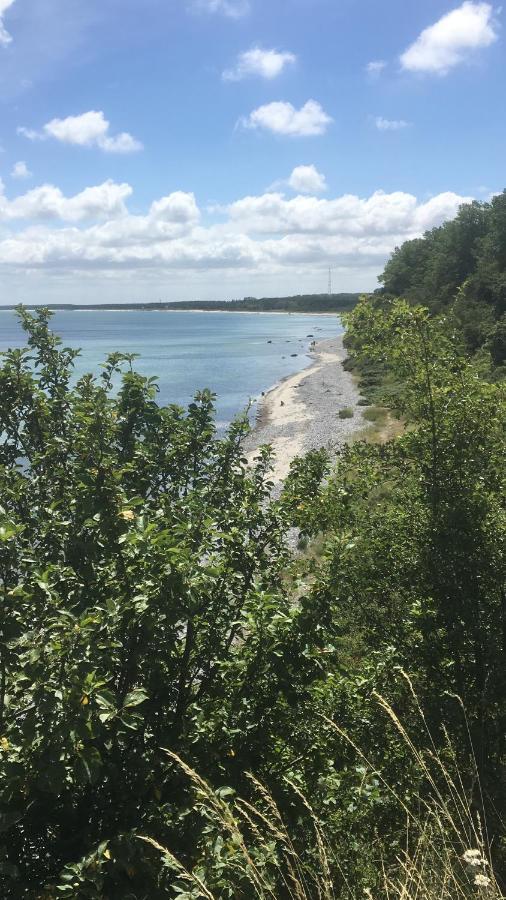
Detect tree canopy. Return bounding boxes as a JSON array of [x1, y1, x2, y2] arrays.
[[379, 191, 506, 371]]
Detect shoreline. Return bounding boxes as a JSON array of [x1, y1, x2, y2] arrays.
[[0, 308, 345, 318], [244, 334, 363, 484]]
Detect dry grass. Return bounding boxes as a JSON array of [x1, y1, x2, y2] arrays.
[[354, 410, 405, 446], [141, 681, 504, 900]]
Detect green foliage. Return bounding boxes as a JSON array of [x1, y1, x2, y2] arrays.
[[337, 298, 506, 765], [0, 300, 504, 897], [0, 308, 302, 895], [361, 406, 387, 424], [489, 313, 506, 367], [338, 407, 354, 419], [160, 293, 360, 313], [378, 191, 506, 375]]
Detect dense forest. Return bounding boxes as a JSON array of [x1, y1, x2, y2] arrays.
[[379, 190, 506, 374], [159, 294, 361, 313], [0, 195, 504, 898], [1, 294, 360, 315]]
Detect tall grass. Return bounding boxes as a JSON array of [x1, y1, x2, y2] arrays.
[[141, 684, 504, 899]]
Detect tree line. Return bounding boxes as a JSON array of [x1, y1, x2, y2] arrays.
[[1, 294, 361, 315]]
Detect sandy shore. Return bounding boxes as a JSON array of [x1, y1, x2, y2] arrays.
[[157, 309, 341, 316], [244, 335, 363, 484]]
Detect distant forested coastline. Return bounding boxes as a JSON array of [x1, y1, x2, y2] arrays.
[[0, 292, 361, 314]]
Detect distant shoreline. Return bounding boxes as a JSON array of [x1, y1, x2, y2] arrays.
[[0, 308, 352, 316], [0, 292, 362, 316]]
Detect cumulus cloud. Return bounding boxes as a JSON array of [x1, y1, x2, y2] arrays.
[[0, 179, 133, 222], [411, 191, 472, 230], [241, 100, 332, 137], [223, 47, 296, 81], [288, 165, 327, 194], [18, 111, 143, 154], [0, 0, 15, 47], [375, 116, 410, 131], [366, 60, 387, 77], [400, 1, 498, 75], [224, 190, 469, 236], [0, 183, 471, 283], [192, 0, 249, 18], [11, 161, 32, 180]]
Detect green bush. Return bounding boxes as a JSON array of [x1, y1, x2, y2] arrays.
[[0, 308, 297, 895], [362, 405, 388, 423]]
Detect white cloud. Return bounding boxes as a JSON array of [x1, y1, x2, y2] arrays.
[[0, 179, 133, 222], [375, 116, 410, 131], [288, 165, 327, 194], [0, 185, 471, 286], [192, 0, 249, 18], [366, 60, 387, 77], [223, 47, 296, 81], [18, 111, 143, 154], [400, 1, 498, 75], [17, 127, 39, 141], [241, 100, 332, 137], [0, 0, 15, 47], [225, 190, 434, 236], [11, 160, 32, 180], [412, 191, 472, 230], [149, 191, 201, 225]]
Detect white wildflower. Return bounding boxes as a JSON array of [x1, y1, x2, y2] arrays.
[[474, 872, 491, 888], [463, 848, 485, 867]]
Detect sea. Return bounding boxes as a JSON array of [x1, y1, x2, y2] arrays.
[[0, 309, 344, 426]]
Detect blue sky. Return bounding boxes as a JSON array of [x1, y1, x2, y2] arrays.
[[0, 0, 503, 304]]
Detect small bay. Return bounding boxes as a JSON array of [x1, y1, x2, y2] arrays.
[[0, 309, 343, 425]]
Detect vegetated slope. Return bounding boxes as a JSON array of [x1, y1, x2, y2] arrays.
[[378, 190, 506, 374]]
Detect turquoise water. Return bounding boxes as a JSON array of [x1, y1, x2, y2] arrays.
[[0, 309, 343, 425]]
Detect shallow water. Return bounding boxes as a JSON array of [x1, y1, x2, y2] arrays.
[[0, 309, 343, 425]]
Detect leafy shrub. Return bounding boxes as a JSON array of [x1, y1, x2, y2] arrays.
[[362, 405, 388, 423], [0, 308, 297, 895]]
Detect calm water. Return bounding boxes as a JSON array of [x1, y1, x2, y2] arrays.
[[0, 309, 343, 425]]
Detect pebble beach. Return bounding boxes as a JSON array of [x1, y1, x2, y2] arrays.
[[245, 334, 364, 484]]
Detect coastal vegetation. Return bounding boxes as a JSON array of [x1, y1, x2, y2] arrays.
[[0, 194, 505, 897]]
